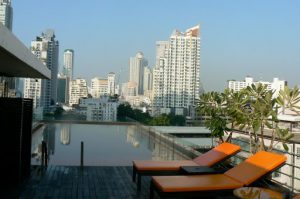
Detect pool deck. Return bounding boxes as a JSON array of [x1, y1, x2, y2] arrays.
[[13, 166, 239, 199]]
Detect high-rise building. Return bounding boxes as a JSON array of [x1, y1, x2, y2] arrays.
[[228, 76, 287, 98], [0, 0, 15, 93], [24, 29, 59, 113], [57, 73, 67, 104], [129, 52, 148, 95], [69, 78, 88, 106], [107, 72, 116, 96], [63, 49, 74, 79], [63, 49, 74, 104], [152, 25, 200, 116], [0, 0, 12, 31], [143, 66, 152, 98]]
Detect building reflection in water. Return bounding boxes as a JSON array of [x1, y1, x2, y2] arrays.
[[60, 124, 71, 145], [31, 124, 56, 164], [127, 125, 188, 161], [126, 125, 140, 148]]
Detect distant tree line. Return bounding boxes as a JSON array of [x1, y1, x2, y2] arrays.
[[117, 103, 186, 126]]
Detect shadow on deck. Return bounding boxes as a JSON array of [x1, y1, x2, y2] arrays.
[[14, 166, 239, 199]]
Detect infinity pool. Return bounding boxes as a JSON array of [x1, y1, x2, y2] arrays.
[[31, 123, 190, 166]]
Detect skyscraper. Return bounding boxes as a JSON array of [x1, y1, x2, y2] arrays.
[[152, 25, 200, 117], [63, 49, 74, 79], [0, 0, 12, 31], [129, 52, 148, 95], [0, 0, 14, 93], [107, 72, 116, 96], [143, 66, 152, 96], [63, 49, 74, 104], [24, 29, 59, 113], [57, 73, 67, 104]]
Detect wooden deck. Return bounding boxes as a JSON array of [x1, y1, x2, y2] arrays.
[[15, 166, 239, 199]]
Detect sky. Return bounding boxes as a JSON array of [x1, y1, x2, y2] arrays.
[[13, 0, 300, 92]]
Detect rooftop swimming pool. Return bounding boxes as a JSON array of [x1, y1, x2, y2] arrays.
[[31, 123, 196, 166]]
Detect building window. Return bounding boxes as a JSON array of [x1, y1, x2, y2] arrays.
[[297, 147, 300, 160]]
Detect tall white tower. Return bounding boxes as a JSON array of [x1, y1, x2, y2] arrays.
[[0, 0, 12, 31], [152, 25, 200, 116], [107, 72, 116, 96], [129, 52, 148, 95], [24, 30, 59, 113], [63, 49, 74, 79], [63, 49, 74, 104]]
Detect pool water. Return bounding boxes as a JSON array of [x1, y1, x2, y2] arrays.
[[31, 123, 189, 166]]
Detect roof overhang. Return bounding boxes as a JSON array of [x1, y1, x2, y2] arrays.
[[0, 23, 51, 79]]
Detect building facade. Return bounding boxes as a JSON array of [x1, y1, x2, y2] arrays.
[[91, 77, 108, 98], [63, 49, 74, 104], [24, 29, 59, 113], [63, 49, 74, 79], [143, 66, 152, 95], [79, 96, 118, 121], [107, 72, 116, 96], [228, 77, 287, 98], [152, 25, 201, 117], [129, 52, 148, 95], [57, 73, 67, 104], [0, 0, 15, 93], [69, 78, 88, 106], [0, 0, 12, 30]]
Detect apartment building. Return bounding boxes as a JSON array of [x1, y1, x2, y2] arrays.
[[152, 25, 200, 117]]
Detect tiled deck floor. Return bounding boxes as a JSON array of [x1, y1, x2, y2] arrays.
[[17, 166, 238, 199]]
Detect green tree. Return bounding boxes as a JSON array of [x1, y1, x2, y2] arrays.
[[117, 103, 133, 120], [235, 84, 294, 152], [54, 107, 64, 119], [150, 114, 170, 126], [169, 114, 186, 126], [197, 91, 230, 142], [277, 86, 300, 115]]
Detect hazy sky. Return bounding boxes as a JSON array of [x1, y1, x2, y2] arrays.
[[13, 0, 300, 91]]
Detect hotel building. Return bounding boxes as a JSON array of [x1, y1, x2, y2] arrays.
[[152, 25, 201, 117]]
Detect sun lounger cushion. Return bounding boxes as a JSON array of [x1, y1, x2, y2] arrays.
[[224, 151, 287, 186], [152, 174, 243, 192], [193, 142, 241, 166]]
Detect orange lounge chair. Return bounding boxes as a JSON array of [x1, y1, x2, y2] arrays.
[[150, 151, 287, 199], [133, 142, 241, 190]]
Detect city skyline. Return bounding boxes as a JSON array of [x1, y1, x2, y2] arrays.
[[13, 0, 300, 91]]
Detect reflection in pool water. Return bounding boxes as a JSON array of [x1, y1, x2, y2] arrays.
[[31, 123, 191, 166]]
